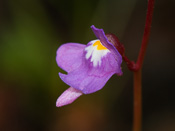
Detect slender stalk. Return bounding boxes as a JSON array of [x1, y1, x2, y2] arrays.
[[107, 1, 155, 130], [133, 70, 142, 131], [136, 0, 155, 68], [133, 0, 154, 131]]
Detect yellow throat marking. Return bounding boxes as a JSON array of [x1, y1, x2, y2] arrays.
[[93, 40, 107, 50]]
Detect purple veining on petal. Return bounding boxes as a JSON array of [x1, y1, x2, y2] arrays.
[[56, 87, 83, 107], [91, 25, 122, 69], [56, 43, 85, 73]]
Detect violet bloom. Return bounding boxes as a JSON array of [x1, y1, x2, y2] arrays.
[[56, 25, 122, 107]]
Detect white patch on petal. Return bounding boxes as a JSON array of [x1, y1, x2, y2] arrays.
[[85, 40, 110, 67]]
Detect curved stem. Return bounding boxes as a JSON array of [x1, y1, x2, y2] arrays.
[[136, 0, 155, 69], [133, 0, 154, 131], [107, 1, 155, 130]]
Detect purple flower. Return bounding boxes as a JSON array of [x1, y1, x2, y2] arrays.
[[56, 25, 122, 107]]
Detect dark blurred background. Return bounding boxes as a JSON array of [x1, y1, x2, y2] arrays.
[[0, 0, 175, 131]]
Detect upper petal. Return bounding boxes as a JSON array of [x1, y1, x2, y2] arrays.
[[91, 25, 122, 68], [56, 43, 86, 73]]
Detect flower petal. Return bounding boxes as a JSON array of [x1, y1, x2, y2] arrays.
[[59, 52, 121, 94], [91, 25, 122, 67], [56, 43, 86, 73], [56, 87, 83, 107]]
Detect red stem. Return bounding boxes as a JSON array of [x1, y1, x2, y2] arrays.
[[136, 0, 155, 69], [108, 0, 155, 71], [133, 70, 142, 131], [107, 2, 155, 130], [133, 0, 154, 131]]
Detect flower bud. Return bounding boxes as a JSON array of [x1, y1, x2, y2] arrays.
[[106, 33, 125, 56]]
